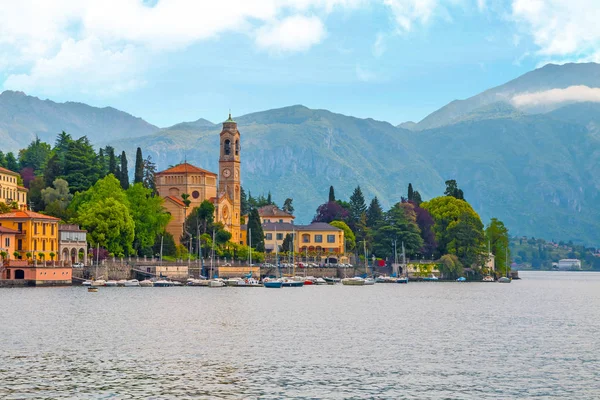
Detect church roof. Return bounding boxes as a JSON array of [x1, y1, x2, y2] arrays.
[[257, 205, 295, 219], [0, 166, 19, 176], [164, 196, 186, 207], [156, 162, 217, 176]]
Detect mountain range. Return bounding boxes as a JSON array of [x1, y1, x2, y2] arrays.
[[1, 63, 600, 244]]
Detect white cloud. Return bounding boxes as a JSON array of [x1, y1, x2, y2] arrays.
[[372, 32, 386, 57], [384, 0, 438, 32], [356, 65, 377, 82], [255, 15, 326, 53], [512, 0, 600, 60], [511, 85, 600, 108], [3, 37, 145, 96]]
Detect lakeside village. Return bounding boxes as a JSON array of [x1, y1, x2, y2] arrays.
[[0, 113, 587, 288]]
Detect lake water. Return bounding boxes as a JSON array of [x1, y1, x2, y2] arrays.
[[1, 271, 600, 399]]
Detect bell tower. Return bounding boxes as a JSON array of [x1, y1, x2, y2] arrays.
[[218, 113, 241, 243]]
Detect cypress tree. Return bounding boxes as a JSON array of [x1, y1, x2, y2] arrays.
[[97, 148, 107, 178], [134, 147, 144, 184], [120, 151, 129, 189], [329, 186, 335, 202], [267, 191, 272, 205], [413, 191, 423, 206], [349, 186, 367, 228], [408, 183, 414, 201], [247, 208, 265, 252], [106, 146, 116, 175], [366, 197, 384, 228]]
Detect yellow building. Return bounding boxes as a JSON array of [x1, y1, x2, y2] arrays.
[[154, 114, 242, 245], [0, 210, 60, 261], [241, 221, 345, 257], [0, 167, 28, 208], [244, 205, 295, 224]]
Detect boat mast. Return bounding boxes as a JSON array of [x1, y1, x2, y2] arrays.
[[364, 240, 368, 276]]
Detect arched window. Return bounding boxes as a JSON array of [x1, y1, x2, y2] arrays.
[[224, 139, 231, 155], [235, 140, 239, 156]]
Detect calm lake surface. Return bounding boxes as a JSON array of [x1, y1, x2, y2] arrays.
[[1, 271, 600, 399]]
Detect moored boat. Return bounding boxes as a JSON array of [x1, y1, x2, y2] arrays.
[[117, 279, 127, 287], [264, 280, 283, 288], [363, 278, 376, 285], [88, 287, 98, 292], [498, 276, 511, 283], [396, 276, 408, 284], [314, 277, 327, 285], [341, 277, 365, 286], [281, 278, 304, 287], [423, 274, 439, 281], [482, 275, 494, 282], [105, 280, 118, 287], [139, 279, 153, 287], [124, 279, 140, 287], [92, 279, 106, 287], [208, 279, 225, 287], [81, 280, 93, 286], [225, 278, 242, 286], [323, 277, 340, 285], [456, 276, 467, 282], [154, 279, 174, 287]]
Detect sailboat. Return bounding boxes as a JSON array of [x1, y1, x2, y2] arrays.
[[396, 242, 408, 283], [498, 247, 511, 283]]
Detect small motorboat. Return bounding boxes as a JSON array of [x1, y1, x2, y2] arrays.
[[314, 277, 327, 285], [236, 278, 262, 287], [117, 279, 127, 286], [341, 277, 365, 286], [140, 279, 154, 287], [225, 278, 242, 286], [363, 278, 376, 286], [105, 280, 118, 287], [423, 274, 439, 281], [264, 280, 283, 288], [92, 279, 106, 287], [281, 278, 304, 287], [396, 276, 408, 284], [208, 279, 225, 287], [81, 280, 93, 286], [323, 277, 340, 285], [375, 276, 396, 283], [173, 281, 183, 286], [498, 276, 511, 283], [88, 287, 98, 292], [124, 279, 140, 287], [482, 275, 494, 282], [188, 279, 209, 286], [456, 277, 467, 282], [154, 279, 174, 287]]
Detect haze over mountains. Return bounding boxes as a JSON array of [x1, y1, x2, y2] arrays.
[[1, 63, 600, 244]]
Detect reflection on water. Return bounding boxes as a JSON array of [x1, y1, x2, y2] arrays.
[[1, 271, 600, 399]]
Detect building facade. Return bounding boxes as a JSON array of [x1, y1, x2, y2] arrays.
[[0, 167, 28, 209], [0, 226, 19, 259], [59, 224, 88, 265], [0, 210, 60, 261], [155, 114, 242, 245]]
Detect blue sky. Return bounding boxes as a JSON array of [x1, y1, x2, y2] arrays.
[[1, 0, 597, 127]]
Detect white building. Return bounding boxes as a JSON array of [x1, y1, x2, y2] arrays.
[[558, 259, 581, 270]]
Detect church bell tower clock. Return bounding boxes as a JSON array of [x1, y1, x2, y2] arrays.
[[218, 113, 241, 243]]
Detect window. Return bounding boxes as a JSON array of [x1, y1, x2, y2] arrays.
[[302, 234, 310, 243], [276, 233, 283, 240], [192, 190, 200, 199], [315, 235, 323, 243], [43, 224, 46, 235], [235, 140, 239, 156], [17, 239, 22, 251], [34, 224, 38, 235], [224, 139, 231, 155], [51, 225, 55, 236], [327, 235, 335, 243], [17, 222, 22, 232], [4, 238, 9, 247], [265, 233, 273, 240], [279, 219, 283, 223]]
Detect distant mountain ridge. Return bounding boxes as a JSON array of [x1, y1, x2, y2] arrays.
[[0, 90, 159, 151], [1, 63, 600, 244]]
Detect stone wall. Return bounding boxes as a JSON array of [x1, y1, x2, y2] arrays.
[[74, 264, 132, 281]]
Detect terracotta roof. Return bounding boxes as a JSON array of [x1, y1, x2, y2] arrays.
[[0, 226, 20, 234], [0, 166, 19, 176], [156, 162, 217, 176], [0, 210, 60, 220], [165, 195, 186, 207], [257, 205, 295, 219], [296, 222, 342, 232], [17, 186, 28, 191]]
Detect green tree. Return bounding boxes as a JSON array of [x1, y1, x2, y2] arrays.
[[28, 177, 46, 211], [97, 148, 107, 178], [5, 152, 19, 172], [486, 218, 510, 276], [444, 179, 465, 200], [69, 174, 128, 216], [41, 178, 73, 220], [408, 183, 414, 201], [329, 186, 335, 202], [267, 191, 273, 205], [246, 208, 265, 252], [134, 147, 144, 184], [63, 137, 101, 193], [349, 185, 367, 229], [439, 254, 463, 279], [330, 220, 356, 251], [76, 197, 135, 256], [240, 187, 249, 216], [152, 232, 177, 257], [412, 191, 423, 206], [372, 203, 423, 259], [282, 198, 294, 215], [142, 156, 157, 192], [126, 183, 171, 256], [44, 154, 62, 188], [119, 151, 129, 190], [0, 151, 5, 168], [422, 196, 484, 267], [281, 233, 294, 253], [106, 146, 117, 175], [366, 197, 384, 228], [18, 136, 52, 175]]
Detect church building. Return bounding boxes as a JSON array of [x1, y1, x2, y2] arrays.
[[155, 114, 242, 245]]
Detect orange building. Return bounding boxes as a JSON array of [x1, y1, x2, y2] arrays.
[[0, 210, 60, 261], [0, 166, 28, 209], [1, 261, 72, 285], [0, 226, 19, 259]]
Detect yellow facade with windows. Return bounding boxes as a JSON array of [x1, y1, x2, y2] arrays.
[[0, 167, 27, 208], [0, 210, 60, 261]]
